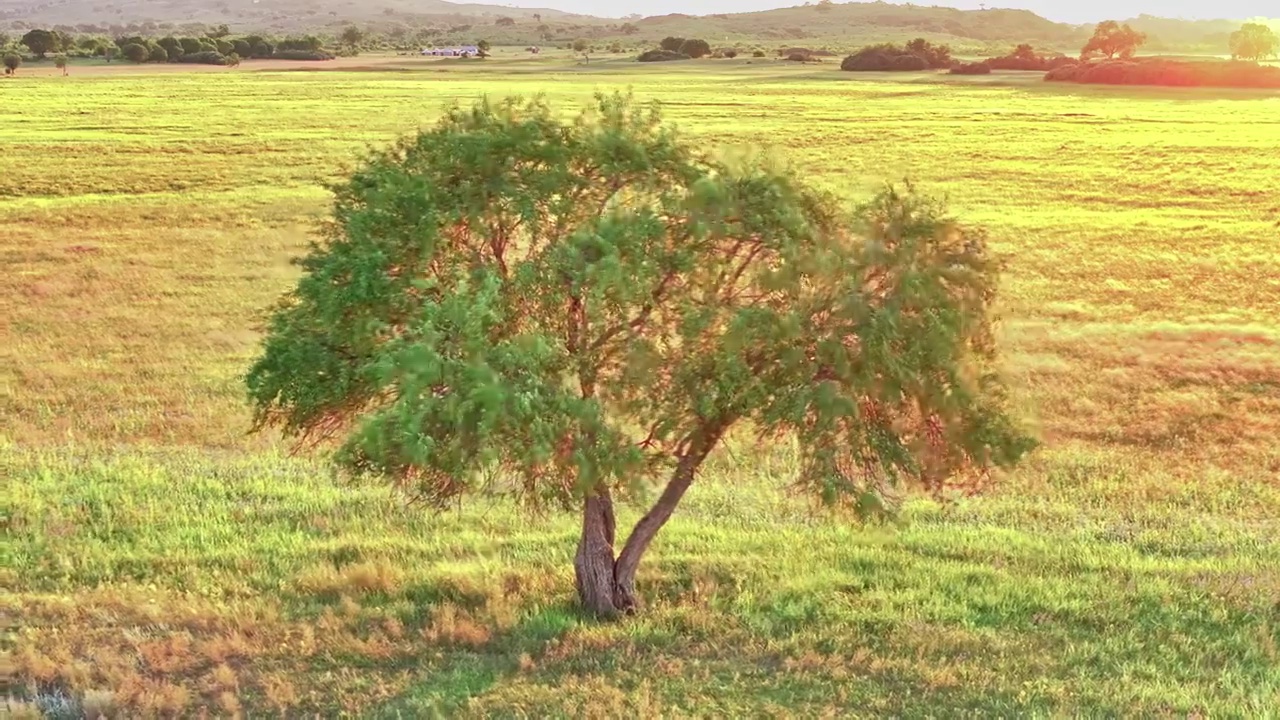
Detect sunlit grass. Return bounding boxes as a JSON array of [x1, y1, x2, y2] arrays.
[[3, 60, 1279, 716]]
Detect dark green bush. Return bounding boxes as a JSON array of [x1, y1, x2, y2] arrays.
[[179, 37, 203, 55], [678, 38, 711, 59], [752, 50, 766, 58], [659, 37, 685, 52], [272, 49, 336, 61], [724, 49, 738, 59], [950, 61, 991, 75], [122, 43, 148, 63], [842, 39, 950, 72], [214, 39, 234, 55], [638, 49, 689, 63], [232, 40, 251, 57], [149, 46, 168, 63], [176, 50, 228, 65], [251, 42, 275, 58]]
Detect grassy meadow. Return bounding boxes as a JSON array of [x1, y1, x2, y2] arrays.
[[4, 57, 1280, 717]]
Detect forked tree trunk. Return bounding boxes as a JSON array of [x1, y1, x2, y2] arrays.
[[572, 426, 724, 617]]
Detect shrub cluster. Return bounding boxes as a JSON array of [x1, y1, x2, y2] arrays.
[[638, 49, 689, 63], [175, 51, 229, 65], [1045, 58, 1280, 88], [841, 39, 951, 72], [986, 44, 1078, 71], [656, 36, 710, 59], [950, 61, 992, 75], [273, 49, 336, 61]]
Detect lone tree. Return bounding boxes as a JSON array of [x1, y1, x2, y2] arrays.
[[660, 36, 685, 52], [3, 53, 20, 75], [54, 54, 68, 75], [572, 37, 589, 59], [1081, 21, 1146, 61], [246, 94, 1035, 617], [1230, 23, 1279, 62], [21, 29, 57, 58]]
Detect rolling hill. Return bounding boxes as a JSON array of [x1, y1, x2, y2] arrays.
[[1, 1, 1267, 57]]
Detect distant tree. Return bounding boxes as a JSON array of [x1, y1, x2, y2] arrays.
[[1081, 21, 1146, 60], [621, 23, 639, 35], [678, 38, 711, 59], [246, 94, 1035, 618], [252, 41, 274, 58], [54, 54, 68, 75], [149, 46, 168, 63], [660, 36, 685, 52], [477, 39, 491, 57], [227, 52, 241, 67], [572, 37, 589, 54], [158, 36, 183, 58], [214, 39, 233, 55], [21, 29, 57, 58], [104, 46, 117, 63], [341, 26, 365, 49], [816, 0, 835, 12], [179, 37, 203, 55], [232, 39, 251, 57], [1229, 23, 1279, 62], [1012, 43, 1037, 62], [3, 53, 20, 75], [122, 42, 148, 63], [208, 24, 231, 39], [495, 16, 516, 26]]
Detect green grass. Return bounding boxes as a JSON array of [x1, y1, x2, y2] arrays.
[[4, 58, 1280, 717]]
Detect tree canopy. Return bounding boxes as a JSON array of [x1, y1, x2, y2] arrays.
[[21, 29, 58, 58], [1230, 23, 1279, 63], [247, 94, 1035, 616], [1081, 21, 1146, 61]]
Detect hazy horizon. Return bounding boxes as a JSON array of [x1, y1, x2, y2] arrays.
[[485, 0, 1277, 24]]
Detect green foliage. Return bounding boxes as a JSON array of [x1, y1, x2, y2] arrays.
[[215, 39, 234, 56], [1081, 21, 1146, 60], [638, 49, 689, 63], [572, 38, 589, 53], [21, 29, 57, 58], [341, 25, 365, 48], [753, 49, 767, 58], [179, 37, 203, 55], [660, 37, 686, 53], [158, 36, 184, 59], [272, 50, 336, 61], [842, 39, 950, 72], [1229, 23, 1279, 62], [232, 39, 251, 57], [122, 43, 149, 63], [227, 52, 242, 67], [148, 46, 168, 63], [176, 51, 229, 65], [3, 53, 20, 74], [678, 38, 712, 59], [53, 54, 68, 69], [248, 93, 1033, 523]]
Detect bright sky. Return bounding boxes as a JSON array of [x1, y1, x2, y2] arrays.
[[499, 0, 1276, 23]]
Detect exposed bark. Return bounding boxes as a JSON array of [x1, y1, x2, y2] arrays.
[[572, 424, 726, 617], [613, 426, 723, 611], [573, 491, 620, 617]]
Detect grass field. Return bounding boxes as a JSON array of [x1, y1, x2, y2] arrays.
[[4, 57, 1280, 717]]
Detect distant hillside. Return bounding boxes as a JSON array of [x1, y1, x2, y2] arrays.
[[0, 0, 1262, 53]]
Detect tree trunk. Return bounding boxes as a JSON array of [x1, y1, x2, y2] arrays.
[[574, 491, 620, 617], [612, 428, 721, 611], [573, 425, 725, 617]]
